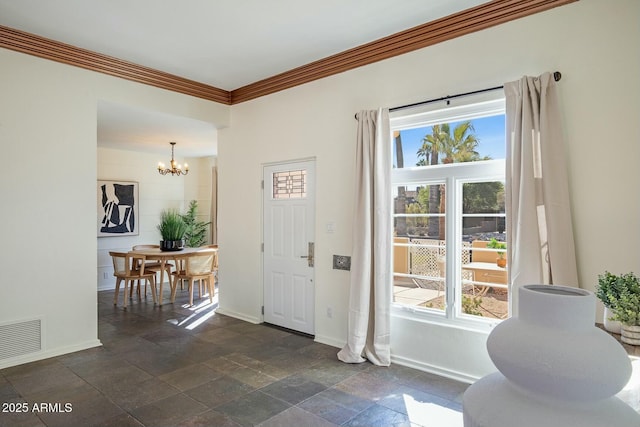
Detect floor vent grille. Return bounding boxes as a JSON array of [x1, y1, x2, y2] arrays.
[[0, 319, 42, 360]]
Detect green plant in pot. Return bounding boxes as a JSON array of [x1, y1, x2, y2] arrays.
[[487, 238, 507, 268], [181, 200, 211, 247], [596, 271, 628, 333], [157, 209, 187, 251], [598, 271, 640, 345]]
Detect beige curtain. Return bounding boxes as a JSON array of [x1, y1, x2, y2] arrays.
[[210, 166, 218, 244], [337, 108, 391, 366], [505, 72, 578, 315]]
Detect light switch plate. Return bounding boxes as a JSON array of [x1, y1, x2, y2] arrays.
[[326, 222, 336, 233], [333, 255, 351, 271]]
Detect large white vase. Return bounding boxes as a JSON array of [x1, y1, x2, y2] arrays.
[[463, 284, 639, 427]]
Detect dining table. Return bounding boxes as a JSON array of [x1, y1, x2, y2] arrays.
[[129, 246, 217, 305]]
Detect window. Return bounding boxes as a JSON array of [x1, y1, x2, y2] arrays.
[[272, 169, 307, 199], [390, 98, 508, 327]]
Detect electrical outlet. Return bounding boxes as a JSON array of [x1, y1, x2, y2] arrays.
[[333, 255, 351, 271], [326, 307, 333, 318]]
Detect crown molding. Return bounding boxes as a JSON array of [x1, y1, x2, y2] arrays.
[[230, 0, 576, 104], [0, 25, 231, 105], [1, 0, 576, 106]]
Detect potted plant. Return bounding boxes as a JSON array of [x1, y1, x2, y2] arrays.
[[599, 271, 640, 344], [487, 238, 507, 268], [181, 200, 211, 247], [595, 271, 627, 333], [157, 209, 187, 251]]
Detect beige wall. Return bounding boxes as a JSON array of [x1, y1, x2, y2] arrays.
[[218, 0, 640, 380], [1, 0, 638, 378], [0, 47, 228, 368]]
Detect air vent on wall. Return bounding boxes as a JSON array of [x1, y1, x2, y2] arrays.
[[0, 319, 42, 360]]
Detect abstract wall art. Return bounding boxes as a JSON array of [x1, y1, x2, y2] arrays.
[[97, 180, 139, 237]]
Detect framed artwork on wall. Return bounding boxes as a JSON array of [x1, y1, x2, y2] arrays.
[[97, 180, 139, 237]]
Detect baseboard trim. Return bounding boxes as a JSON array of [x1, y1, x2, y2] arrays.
[[312, 335, 481, 383], [314, 334, 344, 349], [215, 307, 261, 324], [0, 339, 103, 369], [390, 354, 480, 384]]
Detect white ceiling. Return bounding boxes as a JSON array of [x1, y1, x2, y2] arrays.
[[97, 101, 218, 158], [0, 0, 485, 157]]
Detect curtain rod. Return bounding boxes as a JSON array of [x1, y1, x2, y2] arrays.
[[355, 71, 561, 118]]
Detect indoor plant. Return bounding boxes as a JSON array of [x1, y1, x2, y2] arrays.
[[487, 238, 507, 268], [157, 209, 187, 251], [599, 271, 640, 344], [181, 200, 211, 247], [595, 271, 627, 333]]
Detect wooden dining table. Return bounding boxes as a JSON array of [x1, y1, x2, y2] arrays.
[[129, 246, 217, 305]]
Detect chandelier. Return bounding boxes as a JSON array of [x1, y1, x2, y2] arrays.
[[157, 142, 189, 176]]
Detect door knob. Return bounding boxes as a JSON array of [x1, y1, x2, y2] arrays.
[[300, 242, 314, 267]]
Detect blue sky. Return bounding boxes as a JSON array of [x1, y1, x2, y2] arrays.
[[395, 114, 505, 167]]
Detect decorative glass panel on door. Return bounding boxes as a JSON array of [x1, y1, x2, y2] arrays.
[[273, 169, 307, 199]]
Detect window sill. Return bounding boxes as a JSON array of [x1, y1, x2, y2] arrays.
[[391, 303, 500, 334]]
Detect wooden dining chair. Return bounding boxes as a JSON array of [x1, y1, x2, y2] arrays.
[[171, 254, 187, 293], [132, 244, 173, 294], [170, 249, 217, 306], [172, 245, 218, 293], [110, 251, 157, 308], [203, 245, 219, 287]]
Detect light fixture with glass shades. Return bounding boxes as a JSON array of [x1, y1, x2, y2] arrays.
[[158, 142, 189, 176]]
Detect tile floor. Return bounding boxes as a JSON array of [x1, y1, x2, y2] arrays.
[[1, 288, 468, 427], [3, 288, 637, 426]]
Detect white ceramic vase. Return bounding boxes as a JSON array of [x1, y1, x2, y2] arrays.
[[604, 306, 622, 334], [463, 284, 639, 427]]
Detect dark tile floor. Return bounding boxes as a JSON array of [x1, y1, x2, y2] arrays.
[[1, 288, 468, 427]]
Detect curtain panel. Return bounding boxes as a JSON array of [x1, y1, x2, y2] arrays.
[[337, 108, 392, 366], [504, 72, 579, 315]]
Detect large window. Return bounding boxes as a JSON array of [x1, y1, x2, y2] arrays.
[[390, 98, 508, 327]]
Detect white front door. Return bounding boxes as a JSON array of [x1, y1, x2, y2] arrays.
[[263, 160, 315, 335]]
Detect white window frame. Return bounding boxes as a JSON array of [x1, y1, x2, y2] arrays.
[[390, 95, 507, 332]]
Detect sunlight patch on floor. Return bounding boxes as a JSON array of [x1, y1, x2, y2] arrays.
[[618, 356, 640, 411], [165, 293, 219, 330], [403, 393, 463, 427]]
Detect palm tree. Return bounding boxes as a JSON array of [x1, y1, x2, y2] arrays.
[[417, 124, 447, 167], [442, 122, 480, 163], [416, 121, 480, 238], [394, 131, 407, 236], [437, 122, 481, 237], [418, 124, 447, 237]]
